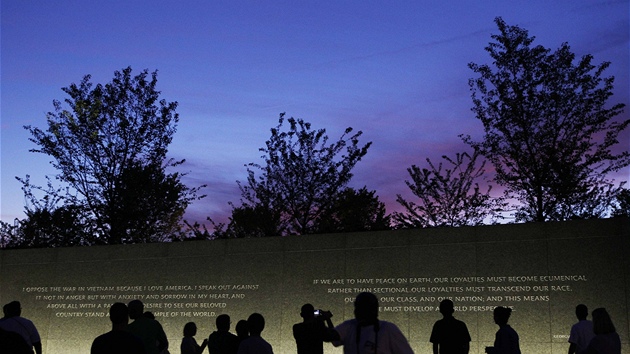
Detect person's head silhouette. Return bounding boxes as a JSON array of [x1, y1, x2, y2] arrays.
[[439, 299, 455, 317], [354, 292, 379, 326], [127, 300, 144, 320], [183, 322, 198, 337], [236, 320, 249, 338], [216, 314, 231, 332], [575, 304, 588, 321], [3, 301, 21, 318], [493, 306, 512, 326], [109, 302, 129, 326], [300, 303, 315, 321], [592, 308, 616, 335], [247, 313, 265, 337]]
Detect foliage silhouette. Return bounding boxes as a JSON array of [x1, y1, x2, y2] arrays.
[[394, 150, 505, 228], [612, 189, 630, 217], [0, 176, 93, 248], [463, 17, 629, 222], [219, 113, 372, 237], [16, 67, 204, 245], [314, 186, 390, 233]]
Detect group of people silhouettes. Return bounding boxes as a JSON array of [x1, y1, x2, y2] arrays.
[[568, 304, 621, 354], [90, 300, 273, 354], [0, 294, 622, 354], [290, 294, 622, 354], [293, 292, 416, 354]]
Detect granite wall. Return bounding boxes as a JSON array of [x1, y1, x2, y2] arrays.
[[1, 217, 628, 353]]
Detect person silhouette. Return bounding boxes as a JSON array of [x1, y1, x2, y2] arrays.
[[485, 306, 520, 354], [91, 302, 145, 354], [430, 299, 471, 354], [583, 308, 621, 354], [568, 304, 594, 354], [234, 319, 249, 349], [293, 303, 335, 354], [181, 322, 208, 354], [0, 301, 42, 354], [331, 292, 414, 354], [127, 299, 169, 354], [236, 313, 273, 354], [208, 314, 238, 354], [0, 327, 32, 354]]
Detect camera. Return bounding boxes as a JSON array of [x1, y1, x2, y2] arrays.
[[313, 309, 332, 319]]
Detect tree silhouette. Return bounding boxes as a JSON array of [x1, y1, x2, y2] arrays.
[[463, 17, 629, 222], [612, 189, 630, 217], [19, 67, 203, 245], [0, 176, 93, 248], [225, 113, 371, 236], [394, 150, 504, 228], [314, 186, 390, 233]]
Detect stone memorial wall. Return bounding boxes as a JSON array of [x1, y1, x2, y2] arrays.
[[1, 217, 628, 353]]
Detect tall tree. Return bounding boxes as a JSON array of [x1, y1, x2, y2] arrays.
[[463, 17, 629, 222], [21, 67, 202, 244], [228, 113, 371, 236], [394, 150, 504, 228]]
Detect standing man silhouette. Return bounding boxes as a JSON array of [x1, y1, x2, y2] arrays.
[[332, 292, 414, 354], [293, 303, 335, 354], [91, 302, 145, 354], [127, 300, 168, 354], [236, 313, 273, 354], [568, 304, 594, 354], [0, 301, 42, 354], [208, 314, 238, 354], [430, 299, 471, 354], [485, 306, 521, 354]]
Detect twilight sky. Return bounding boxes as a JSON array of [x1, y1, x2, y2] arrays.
[[2, 1, 629, 226]]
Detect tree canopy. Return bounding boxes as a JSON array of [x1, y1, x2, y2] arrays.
[[394, 150, 504, 228], [314, 186, 391, 233], [463, 17, 629, 222], [13, 67, 203, 246], [222, 113, 373, 236]]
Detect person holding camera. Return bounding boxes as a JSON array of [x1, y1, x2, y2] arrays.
[[293, 303, 336, 354]]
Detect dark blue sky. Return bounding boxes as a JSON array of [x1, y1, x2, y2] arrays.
[[2, 1, 628, 225]]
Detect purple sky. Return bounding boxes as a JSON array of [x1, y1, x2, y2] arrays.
[[2, 1, 629, 226]]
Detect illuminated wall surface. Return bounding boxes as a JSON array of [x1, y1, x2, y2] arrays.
[[1, 217, 628, 354]]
